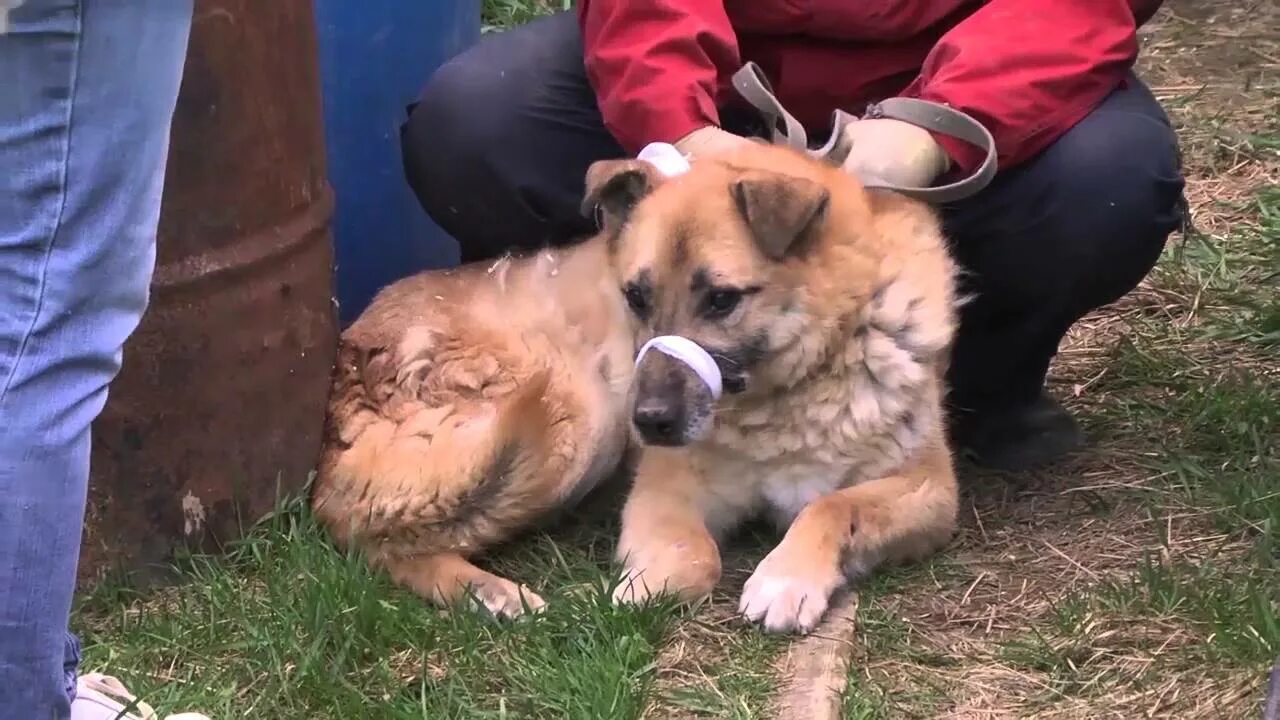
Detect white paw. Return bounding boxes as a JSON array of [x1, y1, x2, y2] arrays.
[[738, 550, 841, 634], [467, 578, 547, 619]]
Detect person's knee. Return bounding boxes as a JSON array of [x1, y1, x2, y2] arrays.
[[401, 53, 542, 262], [401, 17, 587, 258], [945, 102, 1187, 328], [403, 12, 584, 206], [402, 57, 510, 203], [1043, 108, 1186, 250], [1027, 107, 1186, 313], [400, 13, 616, 261]]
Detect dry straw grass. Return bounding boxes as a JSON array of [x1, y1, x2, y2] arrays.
[[821, 2, 1280, 718]]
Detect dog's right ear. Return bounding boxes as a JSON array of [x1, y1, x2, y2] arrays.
[[731, 171, 830, 261], [580, 159, 662, 232]]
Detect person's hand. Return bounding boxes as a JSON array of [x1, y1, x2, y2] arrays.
[[836, 118, 950, 188], [673, 126, 752, 160]]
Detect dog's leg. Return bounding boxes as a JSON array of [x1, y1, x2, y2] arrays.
[[380, 552, 546, 619], [611, 448, 726, 606], [739, 434, 958, 633]]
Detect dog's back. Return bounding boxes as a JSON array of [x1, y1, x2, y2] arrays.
[[311, 238, 634, 615]]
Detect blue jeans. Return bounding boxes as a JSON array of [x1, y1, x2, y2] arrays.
[[0, 1, 192, 718]]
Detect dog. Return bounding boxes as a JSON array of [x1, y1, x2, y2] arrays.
[[310, 236, 637, 617], [312, 139, 960, 632], [591, 141, 962, 634]]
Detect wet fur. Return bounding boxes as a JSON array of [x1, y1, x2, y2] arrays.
[[311, 241, 635, 617], [599, 143, 962, 633]]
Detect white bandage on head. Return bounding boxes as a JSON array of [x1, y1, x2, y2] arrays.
[[635, 335, 723, 400], [636, 142, 691, 178]]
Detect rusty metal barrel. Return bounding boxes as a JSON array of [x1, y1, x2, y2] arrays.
[[79, 0, 338, 585]]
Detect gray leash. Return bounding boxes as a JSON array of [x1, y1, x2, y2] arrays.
[[730, 61, 998, 204]]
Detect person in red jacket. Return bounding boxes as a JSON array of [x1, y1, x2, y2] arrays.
[[400, 1, 1186, 471]]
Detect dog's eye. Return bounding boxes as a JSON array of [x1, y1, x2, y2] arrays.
[[703, 289, 742, 318], [623, 284, 650, 318]]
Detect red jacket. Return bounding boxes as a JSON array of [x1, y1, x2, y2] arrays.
[[578, 0, 1164, 176]]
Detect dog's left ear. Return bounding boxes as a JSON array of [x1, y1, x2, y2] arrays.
[[581, 159, 663, 232], [731, 172, 830, 260]]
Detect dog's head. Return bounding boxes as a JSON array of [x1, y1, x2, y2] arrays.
[[583, 144, 884, 447]]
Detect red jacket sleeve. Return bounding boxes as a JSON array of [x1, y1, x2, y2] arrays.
[[578, 0, 740, 154], [901, 0, 1165, 176]]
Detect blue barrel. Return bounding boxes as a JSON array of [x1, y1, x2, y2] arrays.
[[313, 1, 481, 324]]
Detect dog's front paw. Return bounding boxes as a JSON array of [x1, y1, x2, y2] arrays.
[[611, 538, 721, 607], [739, 544, 843, 634], [465, 576, 547, 619]]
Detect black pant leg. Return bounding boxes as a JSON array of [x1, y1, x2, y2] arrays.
[[401, 12, 623, 263], [941, 72, 1187, 419], [403, 19, 1185, 431]]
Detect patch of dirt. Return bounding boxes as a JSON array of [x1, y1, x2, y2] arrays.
[[838, 2, 1280, 718], [641, 539, 789, 720], [1140, 1, 1280, 238]]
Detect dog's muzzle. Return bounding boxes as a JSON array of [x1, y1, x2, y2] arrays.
[[632, 335, 722, 446], [634, 336, 722, 400]]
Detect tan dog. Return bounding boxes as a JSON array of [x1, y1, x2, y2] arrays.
[[310, 238, 637, 617], [591, 142, 961, 633], [311, 140, 959, 631]]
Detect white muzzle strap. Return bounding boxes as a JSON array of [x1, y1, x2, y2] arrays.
[[635, 335, 723, 400]]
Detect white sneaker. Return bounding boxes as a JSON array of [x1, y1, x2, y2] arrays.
[[69, 672, 210, 720]]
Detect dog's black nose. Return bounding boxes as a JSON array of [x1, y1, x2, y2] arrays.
[[633, 398, 683, 445]]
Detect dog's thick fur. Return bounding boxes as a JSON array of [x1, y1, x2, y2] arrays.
[[311, 240, 635, 616], [312, 141, 959, 632], [592, 143, 961, 633]]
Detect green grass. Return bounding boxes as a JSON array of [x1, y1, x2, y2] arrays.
[[481, 0, 570, 33], [1098, 554, 1279, 664], [837, 562, 961, 719], [987, 184, 1278, 708], [985, 545, 1278, 709], [653, 627, 783, 719], [1167, 185, 1280, 350], [74, 491, 795, 719], [1099, 183, 1278, 548], [835, 176, 1278, 715], [1118, 347, 1277, 540], [75, 495, 684, 719]]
